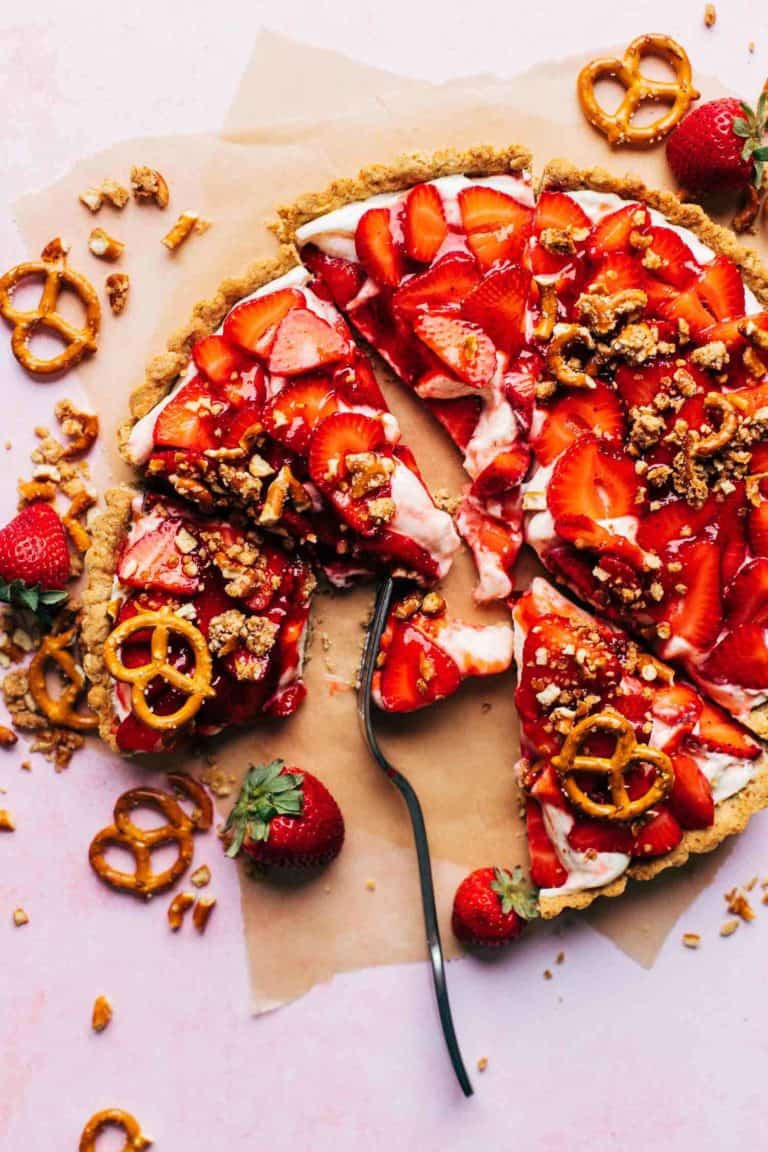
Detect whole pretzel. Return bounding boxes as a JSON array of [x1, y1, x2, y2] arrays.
[[89, 787, 195, 897], [552, 709, 674, 822], [0, 258, 100, 376], [689, 392, 739, 458], [27, 627, 98, 732], [103, 608, 214, 731], [79, 1108, 152, 1152], [546, 324, 596, 389], [578, 34, 700, 148]]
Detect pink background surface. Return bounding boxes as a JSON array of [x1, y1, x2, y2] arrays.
[[2, 3, 768, 1147]]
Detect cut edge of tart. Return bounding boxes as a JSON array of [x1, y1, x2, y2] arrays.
[[513, 577, 768, 920]]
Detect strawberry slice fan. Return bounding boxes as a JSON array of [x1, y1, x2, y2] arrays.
[[86, 148, 768, 1089]]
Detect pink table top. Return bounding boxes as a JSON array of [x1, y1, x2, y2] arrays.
[[2, 3, 768, 1147]]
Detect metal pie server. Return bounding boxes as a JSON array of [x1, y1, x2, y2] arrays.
[[357, 575, 473, 1098]]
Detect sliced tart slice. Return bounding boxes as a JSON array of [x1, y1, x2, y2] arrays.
[[82, 488, 315, 754], [291, 167, 536, 601], [123, 264, 459, 587], [513, 577, 768, 917], [372, 589, 513, 712]]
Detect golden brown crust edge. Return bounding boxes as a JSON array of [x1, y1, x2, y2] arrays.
[[539, 159, 768, 307], [272, 144, 533, 243], [538, 756, 768, 918], [117, 247, 300, 459], [81, 486, 135, 750]]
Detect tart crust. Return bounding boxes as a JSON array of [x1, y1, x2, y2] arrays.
[[81, 486, 135, 749], [539, 756, 768, 918]]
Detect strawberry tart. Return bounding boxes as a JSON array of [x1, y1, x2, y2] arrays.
[[83, 145, 768, 910]]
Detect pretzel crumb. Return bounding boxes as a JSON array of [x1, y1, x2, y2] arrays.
[[749, 41, 755, 53], [79, 188, 103, 213], [190, 864, 211, 889], [192, 896, 216, 934], [105, 273, 130, 316], [162, 212, 201, 253], [40, 237, 69, 263], [100, 179, 129, 209], [477, 1057, 488, 1072], [88, 228, 124, 262], [0, 809, 15, 831], [130, 165, 170, 208], [682, 932, 701, 949], [703, 3, 716, 26], [555, 950, 565, 964], [0, 725, 18, 747], [365, 878, 377, 892], [20, 760, 31, 771], [720, 919, 739, 937], [543, 969, 553, 980], [725, 887, 755, 922], [91, 995, 113, 1033], [13, 907, 29, 926], [167, 891, 195, 932]]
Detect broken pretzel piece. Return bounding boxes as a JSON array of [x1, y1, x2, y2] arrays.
[[162, 211, 204, 253], [106, 272, 130, 316], [167, 891, 195, 931], [131, 165, 170, 208], [88, 228, 124, 262]]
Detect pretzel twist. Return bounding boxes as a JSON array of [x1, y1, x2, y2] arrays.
[[0, 259, 100, 375], [689, 392, 739, 459], [27, 627, 98, 732], [546, 324, 596, 389], [577, 34, 699, 148], [79, 1108, 152, 1152], [103, 608, 214, 731], [552, 709, 674, 822]]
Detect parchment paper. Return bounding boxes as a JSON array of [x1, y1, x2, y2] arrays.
[[14, 31, 763, 1010]]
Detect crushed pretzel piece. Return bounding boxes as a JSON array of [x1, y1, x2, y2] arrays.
[[55, 399, 99, 459], [162, 211, 201, 253], [0, 809, 15, 831], [100, 179, 129, 209], [0, 724, 18, 747], [192, 896, 216, 934], [130, 165, 170, 208], [13, 907, 29, 926], [79, 188, 103, 213], [190, 864, 211, 889], [91, 995, 113, 1033], [704, 3, 716, 26], [725, 887, 755, 921], [720, 919, 739, 937], [17, 478, 56, 505], [88, 228, 125, 262], [105, 272, 130, 316], [40, 237, 70, 263], [477, 1057, 488, 1072], [168, 891, 196, 932], [682, 932, 701, 949]]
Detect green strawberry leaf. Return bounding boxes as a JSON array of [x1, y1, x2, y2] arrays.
[[753, 146, 768, 160], [740, 100, 757, 125], [0, 579, 67, 630], [490, 866, 540, 921], [733, 118, 752, 138], [757, 89, 767, 125], [223, 759, 305, 857]]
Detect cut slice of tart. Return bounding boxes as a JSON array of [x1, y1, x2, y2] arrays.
[[520, 163, 768, 738], [82, 488, 315, 754], [514, 577, 768, 918], [372, 589, 513, 712], [122, 262, 459, 588], [285, 158, 536, 602]]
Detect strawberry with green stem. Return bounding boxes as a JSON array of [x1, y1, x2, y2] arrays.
[[452, 866, 539, 947], [0, 503, 70, 627]]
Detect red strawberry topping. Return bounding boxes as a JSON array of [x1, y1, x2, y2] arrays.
[[223, 288, 304, 356], [630, 807, 683, 858], [525, 798, 567, 889], [355, 207, 403, 287], [374, 620, 461, 711], [117, 515, 201, 595], [302, 245, 366, 308], [393, 253, 480, 318], [413, 313, 496, 388], [532, 381, 625, 466], [268, 309, 349, 376], [460, 264, 531, 356], [587, 203, 650, 259], [402, 183, 447, 263], [458, 185, 533, 270], [426, 396, 482, 451], [193, 334, 254, 385], [667, 751, 715, 830], [695, 699, 760, 759], [262, 376, 339, 454]]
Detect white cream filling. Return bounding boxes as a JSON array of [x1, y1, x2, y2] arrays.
[[540, 803, 631, 897], [435, 620, 513, 677], [455, 498, 514, 603], [388, 460, 459, 579]]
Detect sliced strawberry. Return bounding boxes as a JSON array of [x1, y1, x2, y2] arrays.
[[530, 762, 568, 811], [193, 335, 254, 385], [532, 381, 625, 466], [530, 191, 590, 282], [355, 207, 402, 288], [116, 713, 164, 754], [548, 436, 639, 539], [631, 806, 683, 857], [724, 558, 768, 627], [263, 376, 339, 454], [268, 310, 348, 376], [307, 411, 391, 534], [118, 516, 201, 595], [642, 276, 678, 316], [333, 355, 387, 410], [534, 190, 591, 235], [703, 624, 768, 688], [614, 361, 674, 410], [696, 698, 760, 758], [636, 497, 715, 553], [403, 183, 447, 263], [668, 753, 714, 830], [651, 682, 702, 750], [718, 484, 748, 589], [567, 818, 634, 855], [584, 252, 645, 295], [413, 313, 496, 388], [458, 498, 521, 597], [471, 444, 531, 499], [393, 253, 480, 317], [658, 287, 714, 336], [525, 798, 567, 888], [748, 482, 768, 556], [426, 396, 482, 451], [360, 527, 440, 582], [663, 538, 723, 651], [587, 203, 650, 259], [458, 186, 533, 271], [153, 377, 221, 451], [460, 265, 530, 356], [696, 256, 745, 322], [301, 244, 366, 308], [223, 288, 304, 356], [375, 622, 461, 711], [644, 227, 699, 288]]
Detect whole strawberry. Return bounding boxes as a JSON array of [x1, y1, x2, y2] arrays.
[[224, 760, 344, 869], [452, 866, 538, 947], [0, 502, 70, 623], [666, 91, 768, 195]]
